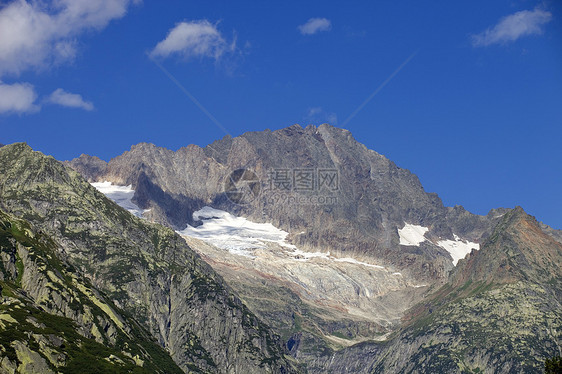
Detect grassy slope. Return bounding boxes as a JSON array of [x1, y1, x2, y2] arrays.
[[0, 210, 184, 373]]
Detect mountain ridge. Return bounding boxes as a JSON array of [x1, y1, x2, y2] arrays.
[[310, 206, 562, 373], [65, 124, 507, 277], [0, 142, 299, 373], [3, 123, 557, 373], [61, 124, 562, 369], [69, 123, 562, 239]]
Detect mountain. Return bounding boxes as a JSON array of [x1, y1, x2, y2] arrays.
[[0, 209, 184, 374], [0, 143, 298, 373], [5, 123, 561, 373], [387, 207, 562, 372], [64, 123, 562, 371], [64, 124, 508, 358], [66, 124, 502, 282], [450, 206, 562, 289], [311, 207, 562, 373]]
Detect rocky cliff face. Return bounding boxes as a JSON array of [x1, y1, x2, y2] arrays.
[[0, 209, 184, 374], [310, 208, 562, 373], [0, 143, 298, 373], [64, 123, 562, 372], [64, 154, 108, 182], [66, 124, 505, 281]]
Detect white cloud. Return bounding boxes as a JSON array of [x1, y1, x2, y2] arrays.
[[307, 107, 322, 117], [0, 81, 38, 114], [0, 1, 136, 116], [0, 0, 138, 77], [471, 7, 552, 47], [298, 18, 332, 35], [149, 20, 235, 60], [47, 88, 94, 111], [305, 107, 337, 125]]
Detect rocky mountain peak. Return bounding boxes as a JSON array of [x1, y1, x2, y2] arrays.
[[2, 141, 32, 154], [3, 127, 561, 372], [453, 206, 562, 287], [63, 153, 108, 182], [1, 142, 80, 191], [63, 124, 507, 279]]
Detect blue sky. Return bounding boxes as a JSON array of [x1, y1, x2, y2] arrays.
[[1, 0, 561, 228]]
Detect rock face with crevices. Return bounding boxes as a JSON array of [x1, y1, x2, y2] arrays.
[[65, 124, 562, 371], [308, 208, 562, 373], [0, 143, 299, 374], [66, 124, 511, 280], [0, 209, 184, 374]]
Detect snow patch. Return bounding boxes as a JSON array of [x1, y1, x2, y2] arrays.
[[91, 181, 148, 218], [398, 223, 479, 266], [398, 223, 429, 246], [437, 235, 479, 266], [178, 207, 387, 270], [177, 207, 295, 258], [291, 248, 330, 261], [333, 257, 385, 269]]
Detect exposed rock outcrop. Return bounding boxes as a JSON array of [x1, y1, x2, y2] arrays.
[[65, 124, 562, 370], [63, 153, 107, 182], [0, 143, 299, 373], [66, 124, 513, 281], [0, 209, 183, 373], [311, 208, 562, 373]]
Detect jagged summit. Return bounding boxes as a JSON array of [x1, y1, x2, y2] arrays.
[[64, 153, 108, 182], [2, 128, 561, 373], [453, 206, 562, 287], [65, 124, 504, 279]]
